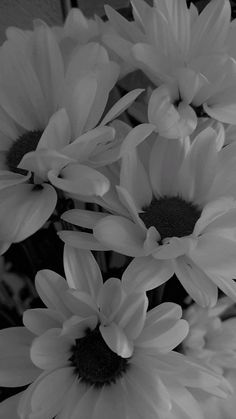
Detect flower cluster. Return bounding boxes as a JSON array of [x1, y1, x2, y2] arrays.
[[1, 1, 236, 418]]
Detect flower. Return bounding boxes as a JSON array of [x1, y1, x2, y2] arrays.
[[0, 21, 123, 253], [103, 0, 236, 136], [60, 124, 236, 307], [0, 245, 229, 419], [181, 297, 236, 419], [182, 297, 236, 373]]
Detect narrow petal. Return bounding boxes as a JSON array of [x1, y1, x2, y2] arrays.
[[58, 230, 108, 251], [32, 24, 64, 116], [48, 163, 110, 196], [100, 89, 144, 126], [99, 322, 133, 358], [94, 216, 145, 257], [120, 148, 152, 210], [64, 245, 103, 296], [61, 208, 108, 229]]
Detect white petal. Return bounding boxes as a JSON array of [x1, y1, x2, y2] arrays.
[[23, 308, 63, 335], [61, 315, 97, 340], [120, 148, 152, 210], [62, 126, 115, 163], [92, 384, 127, 419], [37, 108, 71, 150], [173, 256, 218, 307], [119, 123, 155, 157], [204, 101, 236, 124], [0, 327, 39, 387], [48, 163, 110, 196], [30, 368, 75, 419], [65, 76, 98, 137], [97, 278, 123, 321], [32, 24, 64, 116], [94, 215, 145, 257], [0, 183, 57, 243], [0, 170, 30, 190], [61, 208, 108, 229], [99, 323, 133, 358], [64, 245, 103, 296], [149, 137, 187, 198], [64, 290, 98, 318], [122, 256, 173, 293], [35, 270, 70, 318], [0, 41, 46, 129], [30, 328, 71, 370], [100, 89, 144, 125], [117, 291, 148, 340], [189, 233, 236, 279], [0, 391, 24, 419], [136, 317, 189, 352], [58, 230, 108, 251]]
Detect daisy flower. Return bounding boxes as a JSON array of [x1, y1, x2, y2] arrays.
[[0, 245, 230, 419], [181, 297, 236, 419], [103, 0, 236, 137], [0, 21, 125, 253], [60, 124, 236, 307], [182, 297, 236, 373]]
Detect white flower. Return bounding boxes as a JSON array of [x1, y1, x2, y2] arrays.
[[0, 21, 123, 253], [60, 124, 236, 307], [183, 297, 236, 373], [0, 245, 227, 419], [104, 0, 236, 130], [182, 298, 236, 419]]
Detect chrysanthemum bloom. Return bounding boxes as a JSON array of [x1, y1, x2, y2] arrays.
[[0, 245, 230, 419], [0, 20, 125, 253], [60, 124, 236, 307], [181, 297, 236, 419], [104, 0, 236, 138]]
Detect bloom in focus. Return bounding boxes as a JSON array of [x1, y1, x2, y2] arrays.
[[0, 20, 122, 253], [0, 245, 230, 419], [104, 0, 236, 138], [61, 124, 236, 307]]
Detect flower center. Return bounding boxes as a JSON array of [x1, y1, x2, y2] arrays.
[[6, 130, 43, 175], [139, 196, 201, 242], [69, 326, 129, 387]]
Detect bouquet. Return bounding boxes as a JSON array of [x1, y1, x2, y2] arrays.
[[1, 0, 236, 418]]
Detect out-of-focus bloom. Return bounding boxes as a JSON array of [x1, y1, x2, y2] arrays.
[[0, 20, 133, 253], [60, 124, 236, 307], [0, 245, 227, 419], [182, 297, 236, 419], [104, 0, 236, 136], [183, 297, 236, 373]]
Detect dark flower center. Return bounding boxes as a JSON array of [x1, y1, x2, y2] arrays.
[[139, 196, 201, 242], [6, 130, 43, 175], [69, 326, 129, 388]]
